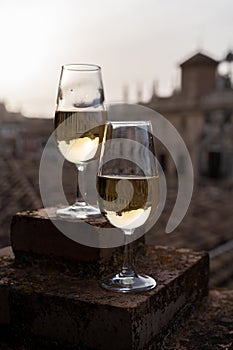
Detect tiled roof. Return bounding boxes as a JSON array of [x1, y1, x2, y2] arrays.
[[147, 181, 233, 288], [0, 156, 232, 288]]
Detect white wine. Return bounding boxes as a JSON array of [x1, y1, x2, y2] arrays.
[[54, 110, 106, 164], [97, 175, 159, 230]]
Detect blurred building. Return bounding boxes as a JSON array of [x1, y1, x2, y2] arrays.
[[0, 104, 54, 247], [0, 103, 53, 159], [140, 51, 233, 183]]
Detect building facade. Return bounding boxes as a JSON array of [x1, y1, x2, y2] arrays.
[[0, 103, 53, 160], [141, 51, 233, 184]]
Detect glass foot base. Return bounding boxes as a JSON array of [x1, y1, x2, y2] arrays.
[[101, 273, 156, 293], [56, 204, 100, 219]]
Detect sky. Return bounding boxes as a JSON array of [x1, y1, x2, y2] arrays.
[[0, 0, 233, 118]]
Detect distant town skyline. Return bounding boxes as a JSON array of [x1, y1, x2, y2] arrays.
[[0, 0, 233, 118]]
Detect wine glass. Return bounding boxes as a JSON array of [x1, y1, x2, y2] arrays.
[[54, 64, 106, 218], [96, 121, 159, 292]]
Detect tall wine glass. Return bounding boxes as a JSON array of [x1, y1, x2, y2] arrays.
[[54, 64, 106, 218], [97, 121, 159, 292]]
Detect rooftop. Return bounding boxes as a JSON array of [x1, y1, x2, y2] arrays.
[[0, 155, 232, 288], [180, 52, 219, 67]]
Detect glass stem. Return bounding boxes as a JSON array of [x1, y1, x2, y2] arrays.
[[74, 164, 87, 207], [121, 230, 136, 277]]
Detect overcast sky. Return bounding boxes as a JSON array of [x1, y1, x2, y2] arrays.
[[0, 0, 233, 118]]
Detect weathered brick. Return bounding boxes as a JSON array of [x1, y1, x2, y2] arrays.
[[11, 209, 116, 272], [0, 285, 10, 325], [0, 246, 209, 350]]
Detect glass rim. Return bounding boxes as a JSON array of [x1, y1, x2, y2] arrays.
[[62, 63, 101, 72], [106, 120, 152, 126]]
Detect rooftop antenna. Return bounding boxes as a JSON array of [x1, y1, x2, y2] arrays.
[[225, 49, 233, 85], [196, 25, 205, 53], [122, 85, 129, 103], [137, 83, 143, 102], [151, 80, 158, 97]]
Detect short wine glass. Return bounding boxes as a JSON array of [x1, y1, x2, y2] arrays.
[[96, 121, 159, 292], [54, 64, 106, 218]]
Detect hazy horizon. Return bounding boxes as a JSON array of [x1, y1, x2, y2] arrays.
[[1, 0, 233, 118]]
